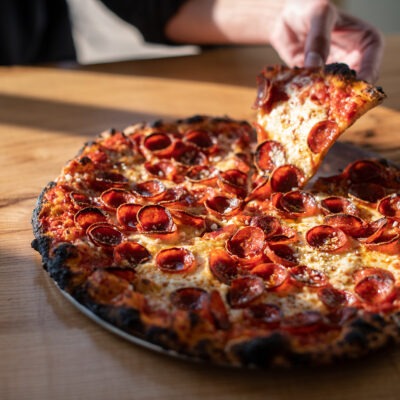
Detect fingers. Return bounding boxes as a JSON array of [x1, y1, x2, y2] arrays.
[[304, 2, 337, 67]]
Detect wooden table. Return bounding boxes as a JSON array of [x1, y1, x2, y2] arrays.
[[1, 35, 400, 400]]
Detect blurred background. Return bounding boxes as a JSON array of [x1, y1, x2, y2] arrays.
[[67, 0, 400, 65]]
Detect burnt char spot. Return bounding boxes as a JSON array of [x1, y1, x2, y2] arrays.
[[349, 318, 380, 334], [46, 243, 78, 289], [324, 63, 356, 79], [343, 329, 369, 349], [146, 326, 180, 350], [181, 115, 207, 124], [232, 333, 289, 367]]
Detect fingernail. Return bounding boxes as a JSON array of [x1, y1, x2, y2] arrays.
[[305, 51, 324, 68]]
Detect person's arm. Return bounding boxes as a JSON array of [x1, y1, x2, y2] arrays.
[[165, 0, 384, 82]]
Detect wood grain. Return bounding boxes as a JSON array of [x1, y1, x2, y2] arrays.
[[1, 36, 400, 400]]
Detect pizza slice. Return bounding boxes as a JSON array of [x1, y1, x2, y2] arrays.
[[253, 63, 386, 186]]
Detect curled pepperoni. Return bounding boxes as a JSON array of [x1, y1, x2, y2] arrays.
[[250, 263, 289, 289], [320, 196, 358, 216], [307, 120, 339, 154], [244, 303, 282, 327], [70, 191, 91, 207], [247, 178, 271, 201], [253, 74, 272, 109], [270, 165, 304, 192], [173, 142, 207, 166], [290, 265, 328, 288], [281, 311, 324, 334], [378, 194, 400, 219], [144, 160, 182, 182], [87, 223, 123, 247], [94, 171, 129, 189], [218, 169, 248, 198], [186, 165, 218, 183], [227, 276, 265, 309], [267, 225, 298, 245], [277, 190, 318, 217], [156, 247, 196, 273], [170, 287, 209, 311], [362, 219, 400, 254], [137, 205, 176, 233], [143, 132, 173, 153], [306, 225, 348, 252], [113, 241, 151, 266], [74, 207, 107, 230], [354, 268, 395, 304], [226, 226, 265, 262], [202, 223, 237, 240], [205, 196, 242, 217], [101, 188, 134, 209], [348, 183, 386, 204], [250, 215, 281, 238], [265, 243, 298, 267], [323, 213, 366, 237], [209, 249, 238, 284], [132, 180, 166, 200], [170, 210, 206, 233], [318, 286, 351, 310], [345, 159, 384, 184], [116, 203, 142, 230], [254, 140, 286, 173], [183, 129, 214, 149]]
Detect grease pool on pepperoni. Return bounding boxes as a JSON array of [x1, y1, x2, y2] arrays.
[[117, 203, 142, 230], [87, 223, 123, 247], [205, 196, 242, 217], [265, 243, 298, 267], [132, 180, 166, 201], [378, 194, 400, 219], [307, 120, 339, 154], [320, 196, 359, 216], [101, 188, 134, 210], [113, 241, 151, 267], [209, 248, 238, 284], [226, 226, 266, 263], [275, 190, 319, 217], [156, 247, 196, 273], [306, 225, 349, 253], [183, 129, 215, 149], [227, 275, 265, 309], [270, 165, 305, 193], [137, 205, 176, 233], [74, 207, 107, 230]]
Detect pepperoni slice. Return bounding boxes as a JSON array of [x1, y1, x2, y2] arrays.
[[354, 268, 395, 304], [132, 180, 166, 200], [363, 219, 400, 254], [209, 249, 238, 284], [254, 140, 286, 173], [137, 205, 176, 233], [144, 160, 181, 182], [113, 241, 151, 267], [244, 303, 282, 327], [94, 171, 129, 189], [250, 263, 289, 289], [183, 129, 214, 149], [74, 207, 107, 230], [281, 311, 324, 334], [267, 225, 298, 245], [204, 196, 242, 217], [70, 191, 91, 207], [186, 165, 218, 184], [249, 215, 281, 238], [265, 243, 298, 267], [348, 183, 386, 204], [143, 132, 173, 154], [320, 196, 358, 216], [170, 210, 206, 233], [202, 223, 237, 241], [270, 165, 304, 192], [306, 225, 348, 252], [253, 74, 272, 109], [101, 188, 134, 209], [209, 290, 230, 330], [87, 223, 123, 247], [323, 213, 366, 237], [318, 286, 350, 310], [227, 276, 265, 309], [345, 159, 384, 184], [247, 178, 271, 201], [378, 194, 400, 219], [170, 287, 209, 311], [156, 247, 196, 273], [278, 190, 318, 217], [116, 203, 142, 230], [290, 265, 328, 288], [307, 120, 339, 154], [226, 226, 265, 262], [173, 142, 207, 166], [218, 169, 248, 198]]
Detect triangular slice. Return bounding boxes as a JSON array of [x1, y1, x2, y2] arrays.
[[253, 63, 386, 186]]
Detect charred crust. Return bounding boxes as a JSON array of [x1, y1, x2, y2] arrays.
[[46, 243, 77, 289], [179, 115, 207, 124], [231, 333, 290, 368], [324, 63, 356, 78]]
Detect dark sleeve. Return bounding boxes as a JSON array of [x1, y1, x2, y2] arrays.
[[0, 0, 76, 65], [99, 0, 188, 44]]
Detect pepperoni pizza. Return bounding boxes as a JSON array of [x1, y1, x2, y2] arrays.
[[32, 64, 400, 367]]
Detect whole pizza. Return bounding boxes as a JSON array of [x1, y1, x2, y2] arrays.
[[32, 64, 400, 367]]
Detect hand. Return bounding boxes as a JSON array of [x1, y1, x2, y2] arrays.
[[269, 0, 384, 82]]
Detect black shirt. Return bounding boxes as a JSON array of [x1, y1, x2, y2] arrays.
[[0, 0, 187, 65]]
